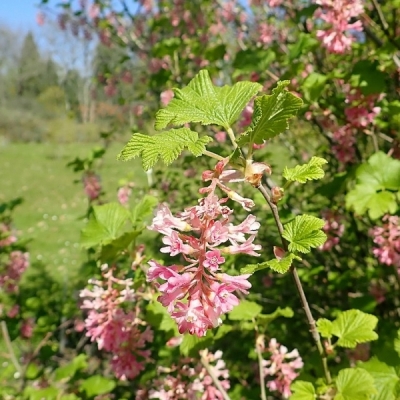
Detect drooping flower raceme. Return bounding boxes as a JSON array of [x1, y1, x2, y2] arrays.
[[80, 266, 153, 380], [262, 338, 303, 399], [136, 349, 230, 400], [320, 210, 345, 251], [148, 160, 261, 337]]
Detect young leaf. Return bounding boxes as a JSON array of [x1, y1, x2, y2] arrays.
[[317, 318, 333, 339], [236, 80, 303, 146], [241, 253, 297, 274], [155, 69, 262, 130], [228, 300, 262, 320], [283, 157, 328, 183], [282, 215, 327, 253], [331, 310, 378, 348], [80, 203, 129, 249], [257, 307, 294, 324], [335, 368, 376, 400], [358, 357, 399, 400], [118, 129, 212, 171], [290, 381, 316, 400]]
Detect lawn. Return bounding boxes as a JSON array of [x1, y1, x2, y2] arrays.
[[0, 142, 147, 284]]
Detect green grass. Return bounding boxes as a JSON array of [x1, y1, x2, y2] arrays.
[[0, 142, 147, 283]]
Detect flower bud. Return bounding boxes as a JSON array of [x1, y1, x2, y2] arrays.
[[271, 186, 284, 203]]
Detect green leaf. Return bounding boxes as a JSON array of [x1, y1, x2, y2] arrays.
[[55, 354, 88, 381], [282, 215, 327, 254], [290, 381, 317, 400], [79, 375, 116, 397], [146, 301, 179, 335], [99, 230, 140, 262], [358, 357, 400, 400], [131, 195, 158, 224], [214, 324, 233, 340], [302, 73, 327, 103], [350, 60, 387, 95], [233, 48, 275, 71], [80, 203, 129, 249], [317, 318, 334, 339], [155, 69, 262, 130], [180, 331, 213, 357], [283, 157, 328, 183], [24, 387, 59, 400], [117, 129, 212, 170], [346, 152, 400, 219], [335, 368, 377, 400], [228, 300, 262, 320], [257, 307, 294, 324], [241, 253, 297, 274], [331, 310, 378, 348], [236, 81, 303, 146]]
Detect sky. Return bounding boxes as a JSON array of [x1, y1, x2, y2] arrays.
[[0, 0, 39, 31]]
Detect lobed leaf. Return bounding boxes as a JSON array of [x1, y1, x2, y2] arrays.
[[155, 69, 262, 130], [80, 203, 130, 249], [283, 157, 328, 183], [236, 80, 303, 146], [358, 357, 399, 400], [241, 253, 298, 274], [290, 381, 317, 400], [335, 368, 376, 400], [117, 128, 212, 170], [346, 152, 400, 219], [282, 215, 327, 253]]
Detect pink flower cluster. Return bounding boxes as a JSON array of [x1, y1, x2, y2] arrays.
[[315, 0, 364, 54], [136, 349, 230, 400], [148, 160, 261, 337], [332, 88, 381, 164], [262, 338, 303, 398], [370, 215, 400, 271], [80, 266, 153, 380], [83, 172, 102, 201], [320, 210, 345, 251], [0, 251, 29, 293]]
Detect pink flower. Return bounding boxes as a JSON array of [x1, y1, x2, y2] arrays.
[[147, 161, 261, 336], [117, 185, 132, 205], [83, 173, 102, 201], [215, 131, 227, 143], [160, 89, 174, 106], [138, 350, 230, 399], [315, 0, 364, 53], [80, 267, 153, 380], [262, 338, 303, 398], [370, 215, 400, 269], [0, 251, 29, 293], [20, 318, 35, 339], [320, 210, 345, 251]]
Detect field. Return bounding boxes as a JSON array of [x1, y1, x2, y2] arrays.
[[0, 142, 147, 284]]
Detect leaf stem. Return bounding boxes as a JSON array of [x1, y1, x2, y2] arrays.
[[226, 127, 238, 149], [257, 183, 332, 385], [201, 354, 232, 400], [203, 149, 226, 161], [256, 334, 267, 400]]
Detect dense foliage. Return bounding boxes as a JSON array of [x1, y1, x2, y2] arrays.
[[1, 0, 400, 399]]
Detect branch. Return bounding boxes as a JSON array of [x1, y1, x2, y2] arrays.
[[0, 321, 22, 375], [256, 184, 332, 385]]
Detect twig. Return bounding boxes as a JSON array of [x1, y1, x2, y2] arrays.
[[201, 354, 231, 400], [0, 321, 22, 375], [257, 184, 332, 384], [255, 335, 267, 400]]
